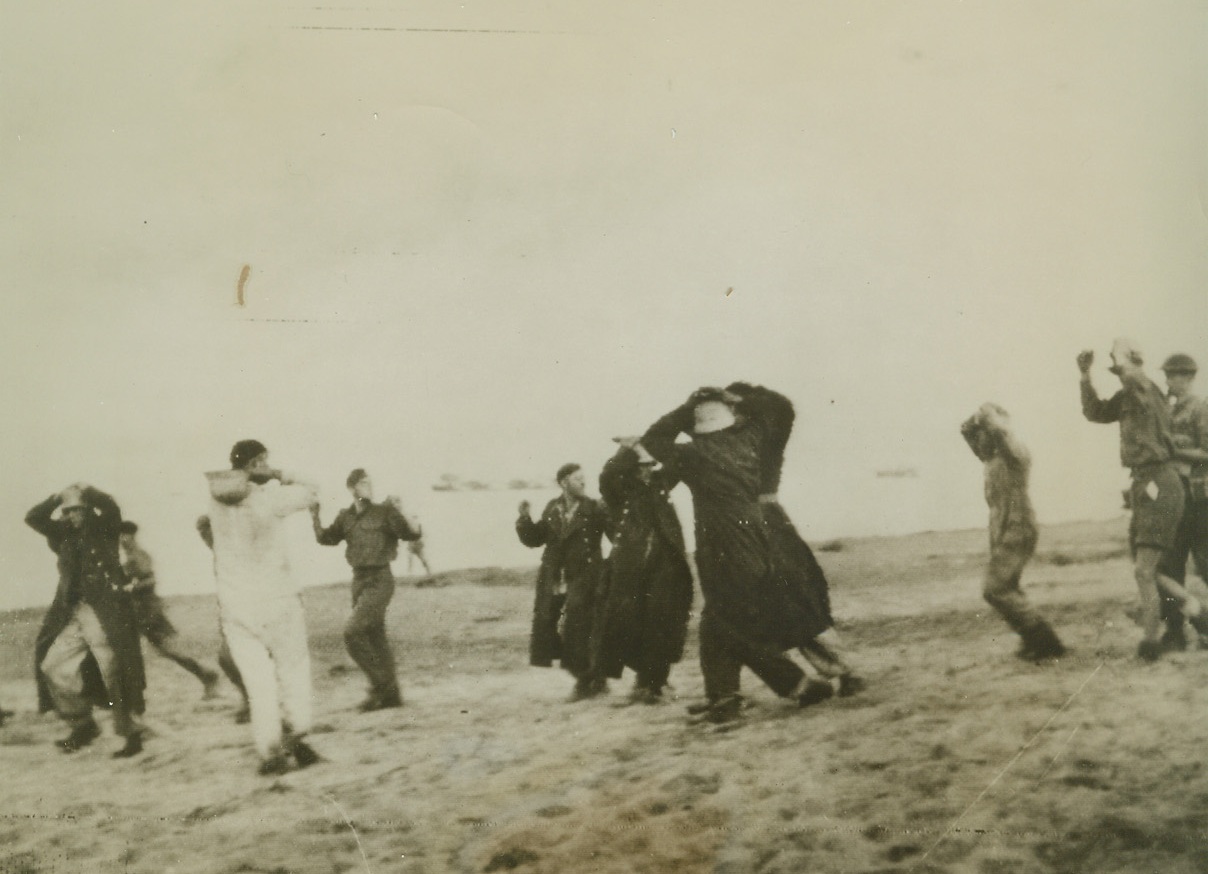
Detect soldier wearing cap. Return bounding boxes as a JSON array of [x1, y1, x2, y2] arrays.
[[312, 468, 421, 712], [199, 439, 322, 775], [25, 484, 147, 757], [1078, 340, 1207, 659], [1156, 353, 1208, 649], [517, 463, 610, 702]]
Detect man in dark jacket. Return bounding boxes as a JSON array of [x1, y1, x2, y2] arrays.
[[312, 468, 421, 711], [595, 440, 694, 704], [726, 382, 865, 695], [642, 388, 834, 724], [26, 484, 147, 757], [517, 463, 610, 702]]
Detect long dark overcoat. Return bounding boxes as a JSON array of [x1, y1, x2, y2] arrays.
[[728, 382, 834, 642], [516, 496, 608, 676], [593, 446, 694, 681], [26, 489, 146, 717], [642, 401, 820, 651]]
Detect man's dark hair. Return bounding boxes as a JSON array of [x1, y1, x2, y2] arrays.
[[119, 520, 139, 535], [346, 468, 369, 489], [230, 439, 268, 471], [556, 463, 581, 484]]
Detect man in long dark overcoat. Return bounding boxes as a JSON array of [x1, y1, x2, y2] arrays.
[[594, 440, 694, 703], [517, 463, 609, 701], [726, 382, 864, 695], [26, 484, 147, 756], [642, 388, 833, 724]]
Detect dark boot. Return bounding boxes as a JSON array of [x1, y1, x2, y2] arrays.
[[112, 732, 144, 759], [1018, 622, 1066, 661], [797, 679, 836, 708], [57, 719, 101, 753], [289, 738, 321, 769]]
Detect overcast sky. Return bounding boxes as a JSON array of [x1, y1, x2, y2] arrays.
[[2, 1, 1205, 608]]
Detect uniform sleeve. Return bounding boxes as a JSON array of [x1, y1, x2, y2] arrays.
[[272, 483, 317, 517], [127, 551, 157, 590], [385, 504, 422, 542], [516, 504, 551, 548], [1080, 381, 1123, 424], [196, 515, 214, 549], [313, 509, 347, 546], [641, 403, 697, 482], [25, 494, 65, 544], [729, 383, 794, 455], [81, 487, 123, 536]]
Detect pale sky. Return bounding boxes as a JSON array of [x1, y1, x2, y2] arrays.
[[2, 1, 1205, 608]]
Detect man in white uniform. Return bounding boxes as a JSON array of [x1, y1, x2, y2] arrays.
[[199, 439, 321, 775]]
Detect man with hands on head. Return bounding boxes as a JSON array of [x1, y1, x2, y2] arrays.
[[961, 402, 1065, 660], [312, 468, 421, 712], [200, 440, 322, 775], [1078, 342, 1206, 660], [25, 483, 147, 757]]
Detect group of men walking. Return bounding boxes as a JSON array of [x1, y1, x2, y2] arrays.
[[24, 440, 424, 775], [518, 382, 862, 724], [16, 350, 1206, 767]]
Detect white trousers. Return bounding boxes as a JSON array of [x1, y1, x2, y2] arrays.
[[220, 597, 313, 759], [41, 603, 140, 737]]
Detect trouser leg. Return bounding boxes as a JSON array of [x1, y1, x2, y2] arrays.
[[699, 610, 741, 701], [218, 634, 248, 700], [40, 612, 96, 729], [799, 629, 854, 678], [983, 536, 1046, 633], [72, 606, 142, 737], [701, 608, 804, 700], [272, 602, 313, 738], [344, 568, 398, 697], [151, 632, 220, 686], [223, 618, 283, 758]]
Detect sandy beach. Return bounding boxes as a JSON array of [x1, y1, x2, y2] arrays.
[[2, 516, 1207, 874]]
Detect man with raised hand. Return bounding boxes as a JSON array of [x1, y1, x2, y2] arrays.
[[1079, 341, 1205, 660], [517, 463, 610, 702], [312, 468, 421, 712], [200, 439, 322, 775], [961, 403, 1065, 660]]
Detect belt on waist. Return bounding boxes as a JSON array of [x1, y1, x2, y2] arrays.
[[757, 493, 779, 504]]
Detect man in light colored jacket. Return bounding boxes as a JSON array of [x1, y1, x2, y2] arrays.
[[199, 439, 321, 775]]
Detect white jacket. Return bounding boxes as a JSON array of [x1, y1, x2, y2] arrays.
[[207, 480, 316, 625]]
